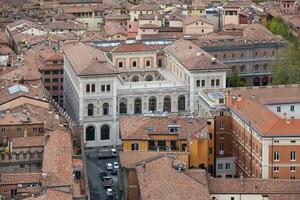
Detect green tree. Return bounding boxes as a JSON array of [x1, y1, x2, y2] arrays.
[[267, 16, 299, 47], [271, 44, 300, 85], [229, 70, 246, 87]]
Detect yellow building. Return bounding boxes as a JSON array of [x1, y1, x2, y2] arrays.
[[120, 115, 214, 172]]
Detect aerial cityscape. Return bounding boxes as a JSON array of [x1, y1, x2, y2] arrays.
[[0, 0, 299, 199]]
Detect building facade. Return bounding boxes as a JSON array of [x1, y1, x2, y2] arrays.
[[63, 39, 229, 147]]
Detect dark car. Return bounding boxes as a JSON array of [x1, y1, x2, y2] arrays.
[[103, 176, 113, 188], [111, 169, 118, 176], [99, 172, 108, 181]]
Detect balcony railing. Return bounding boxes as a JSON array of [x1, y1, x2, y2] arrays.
[[148, 146, 179, 151]]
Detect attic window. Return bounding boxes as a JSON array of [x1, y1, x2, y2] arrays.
[[168, 125, 180, 133]]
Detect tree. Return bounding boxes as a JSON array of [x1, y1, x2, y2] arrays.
[[267, 16, 299, 47], [271, 44, 300, 85], [229, 70, 246, 87]]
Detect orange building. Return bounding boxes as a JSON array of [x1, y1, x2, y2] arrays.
[[119, 115, 214, 172]]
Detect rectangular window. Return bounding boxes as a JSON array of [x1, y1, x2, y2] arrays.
[[131, 143, 139, 151], [277, 106, 281, 112], [52, 70, 59, 74], [209, 147, 213, 154], [291, 151, 296, 161], [201, 80, 205, 87], [220, 121, 224, 129], [220, 143, 224, 151], [220, 133, 224, 139], [216, 79, 220, 86], [291, 105, 295, 112], [106, 85, 111, 92], [225, 163, 230, 170], [146, 60, 151, 67], [211, 79, 215, 86], [196, 80, 200, 87], [290, 166, 296, 172], [274, 151, 280, 161], [118, 61, 123, 68], [16, 128, 21, 133], [101, 85, 105, 92], [218, 163, 223, 170], [273, 166, 279, 172], [220, 112, 224, 117], [132, 61, 137, 67], [52, 78, 59, 82], [44, 78, 51, 83], [52, 86, 59, 91], [44, 71, 51, 75]]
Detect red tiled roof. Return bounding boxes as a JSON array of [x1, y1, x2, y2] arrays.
[[120, 116, 208, 140], [111, 42, 158, 53]]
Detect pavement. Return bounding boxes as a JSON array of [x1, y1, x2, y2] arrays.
[[85, 148, 121, 200]]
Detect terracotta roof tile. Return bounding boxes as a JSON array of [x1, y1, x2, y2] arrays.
[[12, 136, 45, 148], [62, 41, 118, 76], [0, 173, 42, 185], [208, 177, 300, 195], [42, 129, 73, 187], [136, 156, 210, 200], [120, 116, 208, 140], [111, 42, 158, 53], [165, 39, 229, 71]]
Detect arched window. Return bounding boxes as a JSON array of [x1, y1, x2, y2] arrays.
[[149, 96, 156, 112], [253, 77, 260, 86], [91, 84, 95, 92], [86, 84, 90, 92], [146, 75, 153, 81], [86, 126, 95, 141], [119, 98, 127, 114], [132, 76, 139, 82], [87, 103, 94, 116], [134, 98, 142, 114], [101, 125, 110, 140], [103, 103, 109, 115], [163, 96, 171, 112], [178, 95, 185, 111]]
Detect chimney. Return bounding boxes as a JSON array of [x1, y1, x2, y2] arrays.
[[141, 162, 146, 175], [240, 173, 244, 187], [221, 173, 226, 179], [211, 57, 217, 64], [251, 94, 256, 99], [237, 94, 242, 102], [42, 173, 47, 181]]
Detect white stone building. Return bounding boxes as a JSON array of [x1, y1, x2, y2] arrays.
[[63, 39, 229, 147]]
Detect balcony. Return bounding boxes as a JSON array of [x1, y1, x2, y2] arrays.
[[148, 145, 179, 151]]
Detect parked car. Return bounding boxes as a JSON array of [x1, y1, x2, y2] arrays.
[[113, 162, 119, 169], [99, 172, 108, 181], [111, 169, 118, 176], [111, 148, 117, 157], [106, 163, 113, 170], [106, 188, 113, 200], [103, 176, 113, 188]]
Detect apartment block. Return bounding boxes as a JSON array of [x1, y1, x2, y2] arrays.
[[199, 85, 300, 179]]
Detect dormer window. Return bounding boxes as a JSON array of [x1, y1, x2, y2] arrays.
[[168, 125, 180, 133]]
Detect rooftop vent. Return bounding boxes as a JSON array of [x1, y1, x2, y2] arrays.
[[211, 57, 217, 64], [173, 161, 186, 172]]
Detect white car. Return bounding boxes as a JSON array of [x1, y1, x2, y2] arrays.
[[113, 162, 119, 169], [111, 149, 117, 157], [106, 188, 113, 196], [106, 163, 113, 170]]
